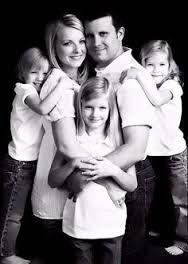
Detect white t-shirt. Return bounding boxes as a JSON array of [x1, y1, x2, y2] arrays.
[[8, 83, 44, 161], [95, 48, 154, 129], [63, 132, 127, 239], [31, 69, 79, 219], [147, 80, 186, 156]]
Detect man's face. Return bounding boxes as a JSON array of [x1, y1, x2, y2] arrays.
[[85, 16, 124, 67]]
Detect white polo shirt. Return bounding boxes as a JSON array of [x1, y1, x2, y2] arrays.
[[95, 48, 154, 129], [8, 83, 44, 161], [147, 80, 186, 156], [63, 132, 127, 239]]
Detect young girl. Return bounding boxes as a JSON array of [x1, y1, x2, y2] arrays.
[[48, 76, 137, 264], [0, 47, 68, 264], [125, 40, 188, 256]]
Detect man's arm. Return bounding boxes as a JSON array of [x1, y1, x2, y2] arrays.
[[106, 125, 150, 170]]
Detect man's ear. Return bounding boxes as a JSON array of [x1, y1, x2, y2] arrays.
[[117, 27, 125, 41]]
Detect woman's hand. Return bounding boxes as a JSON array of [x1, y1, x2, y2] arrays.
[[80, 157, 119, 181]]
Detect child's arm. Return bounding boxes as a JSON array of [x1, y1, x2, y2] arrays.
[[48, 151, 90, 189], [82, 157, 137, 192], [25, 77, 71, 115], [121, 68, 173, 106]]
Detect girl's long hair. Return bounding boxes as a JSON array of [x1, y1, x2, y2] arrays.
[[76, 76, 123, 147], [140, 40, 183, 86]]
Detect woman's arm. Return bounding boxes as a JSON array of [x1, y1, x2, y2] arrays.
[[82, 157, 137, 192], [52, 118, 91, 160]]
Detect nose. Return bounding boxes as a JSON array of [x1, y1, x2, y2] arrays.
[[37, 72, 44, 81], [93, 35, 101, 46], [92, 108, 100, 117], [153, 65, 159, 73], [73, 43, 82, 53]]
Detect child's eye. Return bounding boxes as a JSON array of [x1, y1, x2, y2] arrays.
[[100, 106, 107, 110]]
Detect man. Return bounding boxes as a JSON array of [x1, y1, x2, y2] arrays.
[[82, 9, 156, 260]]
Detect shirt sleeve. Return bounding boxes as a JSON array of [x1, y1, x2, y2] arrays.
[[160, 80, 183, 99], [116, 79, 154, 128], [14, 83, 38, 105], [40, 68, 77, 122]]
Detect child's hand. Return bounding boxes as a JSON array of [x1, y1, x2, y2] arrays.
[[119, 67, 140, 84], [81, 157, 119, 181]]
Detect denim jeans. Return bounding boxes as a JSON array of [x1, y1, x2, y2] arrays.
[[65, 233, 123, 264], [0, 154, 37, 257], [122, 157, 156, 258], [31, 216, 66, 263], [149, 148, 188, 252]]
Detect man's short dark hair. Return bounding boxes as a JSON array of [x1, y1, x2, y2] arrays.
[[81, 7, 124, 32]]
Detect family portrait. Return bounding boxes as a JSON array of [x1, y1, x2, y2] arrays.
[[0, 2, 187, 264]]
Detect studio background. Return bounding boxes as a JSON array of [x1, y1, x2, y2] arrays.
[[0, 2, 186, 155]]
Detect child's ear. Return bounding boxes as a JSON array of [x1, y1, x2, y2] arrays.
[[117, 27, 125, 41]]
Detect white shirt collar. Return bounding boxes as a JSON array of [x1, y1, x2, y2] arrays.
[[77, 131, 115, 148]]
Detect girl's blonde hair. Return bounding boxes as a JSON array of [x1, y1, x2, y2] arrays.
[[16, 47, 48, 83], [76, 76, 123, 146], [45, 13, 88, 84], [140, 40, 182, 85]]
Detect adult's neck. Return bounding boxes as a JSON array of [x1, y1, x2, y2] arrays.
[[97, 47, 124, 69], [63, 68, 78, 81]]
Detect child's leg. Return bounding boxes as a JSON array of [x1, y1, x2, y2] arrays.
[[0, 155, 36, 259], [167, 148, 188, 254], [96, 235, 123, 264], [65, 234, 93, 264]]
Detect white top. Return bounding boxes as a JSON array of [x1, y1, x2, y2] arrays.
[[147, 80, 186, 156], [63, 132, 127, 239], [8, 83, 44, 161], [31, 69, 79, 219], [95, 48, 154, 129]]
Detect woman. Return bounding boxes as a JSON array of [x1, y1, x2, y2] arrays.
[[30, 13, 88, 263]]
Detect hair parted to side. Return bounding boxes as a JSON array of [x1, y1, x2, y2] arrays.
[[16, 47, 48, 83], [76, 76, 123, 146], [140, 40, 182, 85], [45, 13, 88, 84]]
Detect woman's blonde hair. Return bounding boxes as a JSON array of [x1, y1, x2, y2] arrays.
[[16, 47, 49, 82], [140, 40, 182, 85], [45, 13, 88, 84], [76, 76, 123, 146]]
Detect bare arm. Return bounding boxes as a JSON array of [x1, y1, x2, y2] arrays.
[[52, 118, 91, 160], [135, 70, 172, 106], [48, 151, 86, 188], [106, 125, 150, 170], [121, 68, 172, 106], [25, 79, 63, 115], [83, 157, 137, 192]]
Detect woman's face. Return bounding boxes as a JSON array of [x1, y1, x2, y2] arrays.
[[55, 25, 86, 74]]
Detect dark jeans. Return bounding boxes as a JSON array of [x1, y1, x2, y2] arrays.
[[66, 234, 123, 264], [31, 216, 69, 264], [122, 157, 156, 258], [149, 149, 188, 252], [0, 154, 37, 257]]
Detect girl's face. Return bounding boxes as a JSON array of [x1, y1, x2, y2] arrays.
[[55, 26, 86, 75], [145, 51, 170, 85], [24, 59, 49, 91], [81, 95, 110, 133]]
